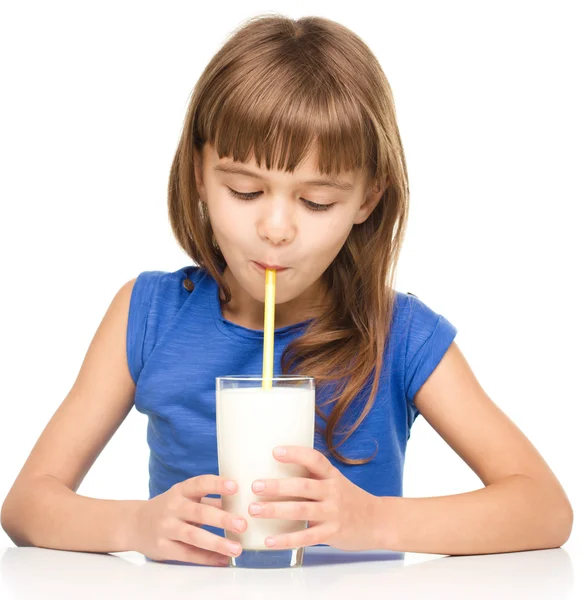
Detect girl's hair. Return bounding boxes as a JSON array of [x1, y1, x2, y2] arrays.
[[168, 13, 410, 465]]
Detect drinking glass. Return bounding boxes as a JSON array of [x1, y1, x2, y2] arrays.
[[216, 375, 315, 568]]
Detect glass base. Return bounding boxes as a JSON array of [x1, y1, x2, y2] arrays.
[[229, 547, 304, 569]]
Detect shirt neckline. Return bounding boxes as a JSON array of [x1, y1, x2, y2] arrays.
[[203, 268, 313, 341]]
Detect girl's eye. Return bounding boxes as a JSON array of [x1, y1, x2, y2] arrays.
[[226, 187, 334, 212]]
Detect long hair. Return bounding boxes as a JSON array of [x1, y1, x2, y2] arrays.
[[168, 14, 410, 465]]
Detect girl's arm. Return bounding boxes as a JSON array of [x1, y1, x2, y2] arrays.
[[1, 278, 145, 552], [377, 341, 573, 555]]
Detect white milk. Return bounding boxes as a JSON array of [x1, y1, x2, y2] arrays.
[[216, 386, 315, 550]]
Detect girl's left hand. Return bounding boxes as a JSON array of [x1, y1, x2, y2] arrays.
[[248, 445, 384, 551]]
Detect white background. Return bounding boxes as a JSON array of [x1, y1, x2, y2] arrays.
[[1, 0, 579, 552]]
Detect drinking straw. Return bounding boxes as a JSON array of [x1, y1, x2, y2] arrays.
[[262, 268, 276, 390]]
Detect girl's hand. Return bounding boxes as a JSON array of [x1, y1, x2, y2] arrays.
[[127, 475, 248, 566], [248, 446, 382, 551]]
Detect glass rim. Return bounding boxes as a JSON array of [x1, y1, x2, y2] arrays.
[[216, 375, 314, 382]]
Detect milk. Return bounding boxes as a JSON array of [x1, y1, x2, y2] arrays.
[[216, 386, 315, 550]]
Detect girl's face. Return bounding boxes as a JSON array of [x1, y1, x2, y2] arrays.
[[194, 141, 383, 312]]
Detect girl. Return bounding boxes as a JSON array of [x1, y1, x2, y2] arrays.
[[1, 14, 573, 567]]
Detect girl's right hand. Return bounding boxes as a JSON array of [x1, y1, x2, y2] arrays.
[[127, 475, 247, 566]]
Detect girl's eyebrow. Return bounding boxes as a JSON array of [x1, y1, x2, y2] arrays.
[[213, 163, 354, 191]]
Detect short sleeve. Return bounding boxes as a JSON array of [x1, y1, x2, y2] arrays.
[[404, 296, 458, 411], [126, 271, 162, 385]]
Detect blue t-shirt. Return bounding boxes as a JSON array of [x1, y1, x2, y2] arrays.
[[127, 264, 457, 540]]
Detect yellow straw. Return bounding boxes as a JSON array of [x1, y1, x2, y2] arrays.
[[262, 268, 276, 390]]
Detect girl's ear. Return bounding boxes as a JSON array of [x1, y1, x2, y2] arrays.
[[353, 181, 386, 225]]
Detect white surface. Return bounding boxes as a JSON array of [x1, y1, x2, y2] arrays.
[[217, 386, 315, 549], [1, 543, 578, 599]]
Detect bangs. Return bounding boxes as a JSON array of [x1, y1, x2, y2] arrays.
[[194, 63, 378, 181]]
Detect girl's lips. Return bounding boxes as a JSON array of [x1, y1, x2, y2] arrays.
[[253, 261, 288, 272]]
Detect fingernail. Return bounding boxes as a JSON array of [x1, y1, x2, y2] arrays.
[[225, 480, 236, 492], [273, 447, 286, 457], [265, 537, 276, 547], [234, 518, 246, 531], [228, 542, 241, 555], [253, 480, 265, 492], [249, 503, 262, 515]]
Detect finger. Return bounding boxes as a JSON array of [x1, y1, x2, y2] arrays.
[[177, 498, 247, 535], [164, 539, 231, 567], [200, 496, 222, 509], [180, 475, 237, 500], [248, 500, 324, 521], [251, 476, 324, 500], [273, 446, 335, 479], [172, 522, 243, 558], [264, 523, 332, 550]]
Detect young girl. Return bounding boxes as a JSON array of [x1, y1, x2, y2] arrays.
[[1, 14, 573, 567]]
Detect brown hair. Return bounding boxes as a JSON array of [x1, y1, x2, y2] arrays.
[[168, 13, 409, 465]]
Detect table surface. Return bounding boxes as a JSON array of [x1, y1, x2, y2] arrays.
[[1, 541, 579, 599]]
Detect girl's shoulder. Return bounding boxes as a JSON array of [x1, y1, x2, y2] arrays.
[[128, 264, 205, 326], [127, 264, 206, 383], [392, 290, 454, 337], [131, 264, 205, 299], [392, 290, 458, 407]]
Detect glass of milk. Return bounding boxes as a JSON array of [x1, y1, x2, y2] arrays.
[[216, 375, 315, 568]]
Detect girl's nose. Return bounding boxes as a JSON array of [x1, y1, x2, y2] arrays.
[[258, 199, 296, 245]]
